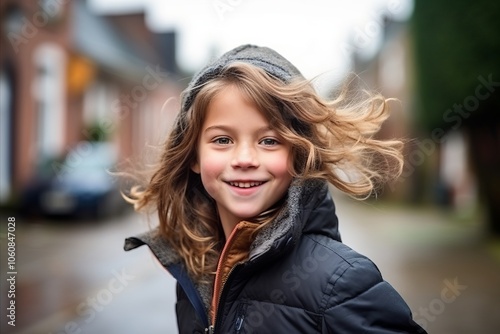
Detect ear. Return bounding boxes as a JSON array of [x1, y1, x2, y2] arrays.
[[191, 161, 200, 174]]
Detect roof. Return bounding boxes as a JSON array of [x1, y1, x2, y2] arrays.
[[72, 0, 149, 81]]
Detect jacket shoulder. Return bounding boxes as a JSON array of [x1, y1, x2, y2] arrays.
[[306, 236, 425, 333], [303, 234, 383, 307]]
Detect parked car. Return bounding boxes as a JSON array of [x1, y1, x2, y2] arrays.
[[21, 142, 127, 219]]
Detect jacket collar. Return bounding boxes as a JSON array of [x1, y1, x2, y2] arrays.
[[248, 179, 340, 261], [123, 178, 340, 315]]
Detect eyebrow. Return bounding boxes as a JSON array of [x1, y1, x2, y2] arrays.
[[203, 125, 275, 134]]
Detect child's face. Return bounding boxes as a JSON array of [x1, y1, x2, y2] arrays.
[[192, 85, 293, 229]]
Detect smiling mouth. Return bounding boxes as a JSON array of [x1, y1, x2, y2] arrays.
[[228, 181, 265, 188]]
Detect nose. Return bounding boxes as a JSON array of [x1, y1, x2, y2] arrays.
[[231, 143, 259, 169]]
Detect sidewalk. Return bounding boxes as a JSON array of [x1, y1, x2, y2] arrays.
[[334, 193, 500, 334]]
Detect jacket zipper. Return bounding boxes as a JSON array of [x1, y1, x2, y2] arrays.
[[204, 243, 283, 332], [207, 221, 259, 333], [207, 263, 243, 333]]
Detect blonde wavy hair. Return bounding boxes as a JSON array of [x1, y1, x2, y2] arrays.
[[126, 62, 404, 281]]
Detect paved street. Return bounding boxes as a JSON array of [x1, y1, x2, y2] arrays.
[[1, 211, 177, 334], [1, 193, 499, 334]]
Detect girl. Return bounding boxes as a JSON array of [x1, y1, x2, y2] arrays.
[[124, 44, 426, 333]]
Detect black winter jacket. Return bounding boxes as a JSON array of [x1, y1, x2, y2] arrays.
[[124, 180, 426, 333]]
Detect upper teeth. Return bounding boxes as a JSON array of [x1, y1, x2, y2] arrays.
[[229, 181, 263, 188]]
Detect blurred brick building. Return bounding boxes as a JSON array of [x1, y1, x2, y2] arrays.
[[0, 0, 182, 206]]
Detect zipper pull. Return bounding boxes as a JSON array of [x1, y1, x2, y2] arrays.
[[205, 325, 214, 334], [235, 314, 244, 333]]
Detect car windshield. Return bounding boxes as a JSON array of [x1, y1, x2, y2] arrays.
[[61, 142, 116, 176]]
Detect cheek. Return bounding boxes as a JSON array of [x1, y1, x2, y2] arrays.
[[265, 151, 292, 177], [266, 153, 293, 201], [271, 160, 290, 178], [198, 154, 226, 187]]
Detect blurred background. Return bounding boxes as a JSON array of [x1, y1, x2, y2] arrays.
[[0, 0, 499, 333]]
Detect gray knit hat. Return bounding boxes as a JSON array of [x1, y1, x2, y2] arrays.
[[181, 44, 305, 113]]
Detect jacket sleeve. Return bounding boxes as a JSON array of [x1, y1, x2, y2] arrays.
[[322, 258, 427, 334]]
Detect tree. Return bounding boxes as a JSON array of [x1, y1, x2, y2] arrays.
[[412, 0, 500, 234]]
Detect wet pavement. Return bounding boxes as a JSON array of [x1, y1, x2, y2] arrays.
[[0, 211, 177, 334], [1, 193, 499, 334]]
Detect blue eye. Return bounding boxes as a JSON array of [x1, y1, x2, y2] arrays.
[[260, 138, 278, 146]]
